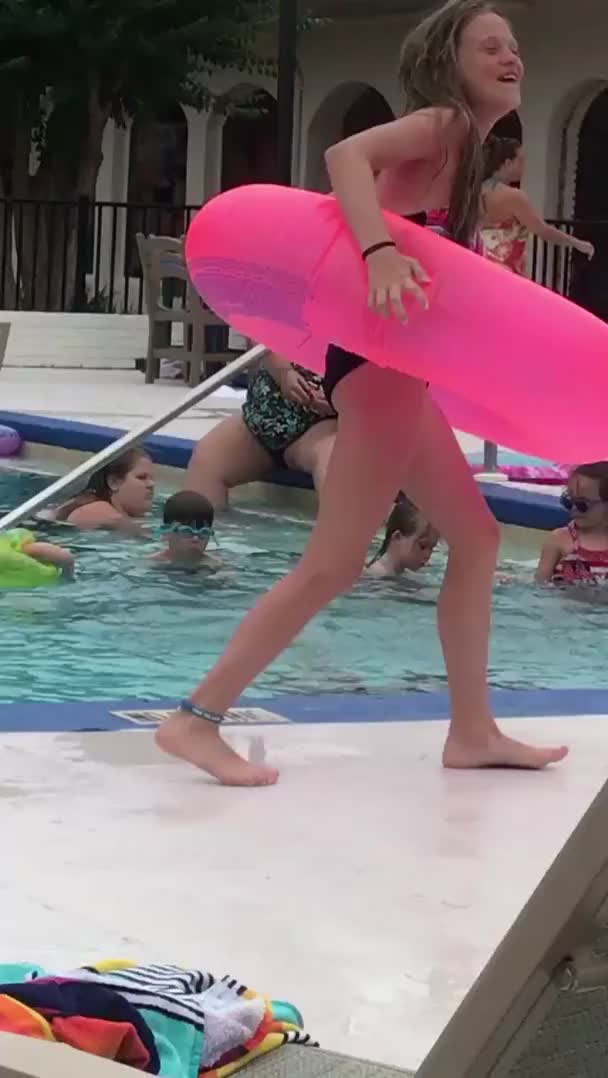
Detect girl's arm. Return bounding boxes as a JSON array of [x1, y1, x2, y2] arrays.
[[506, 189, 594, 257], [68, 502, 146, 537], [23, 541, 75, 576], [263, 352, 292, 381], [264, 353, 313, 407], [324, 108, 461, 317], [325, 108, 458, 251], [535, 533, 564, 584], [263, 352, 330, 412]]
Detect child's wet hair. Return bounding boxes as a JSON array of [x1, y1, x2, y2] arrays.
[[483, 135, 521, 180], [571, 462, 608, 502], [55, 447, 150, 520], [372, 494, 422, 562], [163, 490, 214, 530], [87, 448, 150, 502], [399, 0, 509, 248]]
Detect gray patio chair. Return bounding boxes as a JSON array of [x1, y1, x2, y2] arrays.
[[135, 233, 233, 387]]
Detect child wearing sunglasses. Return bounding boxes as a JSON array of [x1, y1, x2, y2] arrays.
[[535, 463, 608, 584], [152, 491, 220, 571]]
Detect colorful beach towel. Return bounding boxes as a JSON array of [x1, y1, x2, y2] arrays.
[[0, 960, 316, 1078]]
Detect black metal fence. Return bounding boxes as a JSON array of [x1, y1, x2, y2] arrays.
[[0, 195, 607, 318], [0, 197, 202, 315]]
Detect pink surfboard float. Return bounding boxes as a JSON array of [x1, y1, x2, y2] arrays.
[[186, 184, 608, 462]]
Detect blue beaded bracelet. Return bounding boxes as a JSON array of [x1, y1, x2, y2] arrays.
[[180, 699, 224, 724]]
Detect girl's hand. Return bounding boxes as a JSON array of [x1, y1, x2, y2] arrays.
[[278, 367, 315, 407], [308, 389, 334, 417], [366, 246, 430, 320], [574, 238, 594, 260]]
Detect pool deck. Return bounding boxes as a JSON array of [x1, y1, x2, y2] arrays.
[[0, 362, 595, 1073], [0, 366, 245, 441], [1, 714, 607, 1073]]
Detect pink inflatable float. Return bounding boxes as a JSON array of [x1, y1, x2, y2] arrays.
[[186, 185, 608, 461]]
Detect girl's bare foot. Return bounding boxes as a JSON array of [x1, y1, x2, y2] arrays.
[[443, 728, 569, 771], [156, 711, 279, 786]]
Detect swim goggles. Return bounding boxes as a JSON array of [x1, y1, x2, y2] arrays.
[[160, 522, 214, 539]]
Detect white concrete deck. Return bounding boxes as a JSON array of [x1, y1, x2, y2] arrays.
[[1, 716, 605, 1073], [0, 367, 245, 441], [0, 347, 575, 1074], [0, 366, 485, 454]]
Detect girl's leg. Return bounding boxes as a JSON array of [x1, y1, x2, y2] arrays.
[[402, 396, 568, 769], [157, 364, 427, 785], [184, 416, 273, 510], [284, 419, 337, 492]]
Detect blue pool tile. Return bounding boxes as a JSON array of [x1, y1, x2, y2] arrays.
[[2, 689, 608, 734]]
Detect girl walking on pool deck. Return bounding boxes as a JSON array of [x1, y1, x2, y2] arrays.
[[158, 0, 568, 784]]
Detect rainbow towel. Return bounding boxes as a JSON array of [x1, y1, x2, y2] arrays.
[[0, 961, 317, 1078]]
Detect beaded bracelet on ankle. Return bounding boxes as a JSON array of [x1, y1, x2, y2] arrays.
[[180, 699, 224, 725]]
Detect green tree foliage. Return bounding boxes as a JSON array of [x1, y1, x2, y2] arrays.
[[0, 0, 277, 305]]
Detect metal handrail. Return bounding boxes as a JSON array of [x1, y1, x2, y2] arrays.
[[0, 343, 267, 532]]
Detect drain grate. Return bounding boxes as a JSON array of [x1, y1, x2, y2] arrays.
[[110, 706, 290, 727]]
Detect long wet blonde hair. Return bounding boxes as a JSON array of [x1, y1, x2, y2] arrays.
[[399, 0, 509, 247]]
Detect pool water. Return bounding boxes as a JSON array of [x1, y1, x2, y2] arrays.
[[0, 467, 606, 703]]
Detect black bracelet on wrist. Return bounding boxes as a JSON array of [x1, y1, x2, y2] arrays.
[[362, 240, 397, 261]]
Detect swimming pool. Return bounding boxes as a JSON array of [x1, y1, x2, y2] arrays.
[[0, 465, 605, 702]]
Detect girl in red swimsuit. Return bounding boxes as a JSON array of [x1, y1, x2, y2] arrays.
[[536, 463, 608, 584]]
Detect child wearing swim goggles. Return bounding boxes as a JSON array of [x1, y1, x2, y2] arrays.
[[151, 491, 220, 570], [536, 462, 608, 584]]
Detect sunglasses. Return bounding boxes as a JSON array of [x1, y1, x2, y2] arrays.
[[560, 492, 604, 514]]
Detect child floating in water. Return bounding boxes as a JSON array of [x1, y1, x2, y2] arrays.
[[536, 462, 608, 585], [151, 491, 220, 571], [0, 528, 74, 588], [365, 494, 439, 579]]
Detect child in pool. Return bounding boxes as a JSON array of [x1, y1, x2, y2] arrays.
[[151, 491, 221, 571], [0, 528, 74, 586], [158, 0, 568, 785], [365, 494, 439, 579], [536, 463, 608, 585]]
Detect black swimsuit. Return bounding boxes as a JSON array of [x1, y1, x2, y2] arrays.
[[323, 346, 367, 408], [322, 212, 452, 408]]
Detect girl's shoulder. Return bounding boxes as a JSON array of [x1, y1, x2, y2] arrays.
[[410, 105, 470, 140], [67, 500, 122, 528], [549, 525, 575, 553], [363, 561, 387, 579]]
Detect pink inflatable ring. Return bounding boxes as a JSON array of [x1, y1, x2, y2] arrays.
[[0, 425, 22, 458], [186, 184, 608, 462]]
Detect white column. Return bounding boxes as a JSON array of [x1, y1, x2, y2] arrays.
[[184, 107, 211, 206], [519, 100, 552, 213], [95, 120, 114, 202], [204, 111, 227, 199], [113, 120, 132, 201], [94, 119, 132, 308]]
